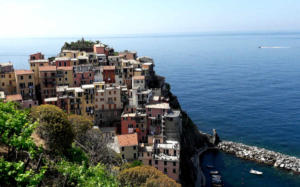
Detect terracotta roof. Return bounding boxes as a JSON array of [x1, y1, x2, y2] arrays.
[[39, 66, 57, 72], [102, 66, 115, 70], [133, 76, 145, 80], [15, 70, 33, 75], [57, 66, 73, 71], [6, 94, 22, 102], [117, 133, 138, 147]]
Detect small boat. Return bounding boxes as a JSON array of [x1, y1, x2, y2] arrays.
[[249, 169, 263, 175], [206, 165, 215, 169], [210, 170, 219, 175]]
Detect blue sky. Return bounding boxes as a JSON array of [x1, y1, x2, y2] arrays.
[[0, 0, 299, 37]]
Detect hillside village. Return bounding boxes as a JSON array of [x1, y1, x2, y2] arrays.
[[0, 40, 183, 182]]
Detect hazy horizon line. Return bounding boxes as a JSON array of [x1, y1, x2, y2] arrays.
[[1, 30, 300, 39]]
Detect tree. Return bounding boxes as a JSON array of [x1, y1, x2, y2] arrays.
[[75, 128, 122, 166], [68, 114, 93, 139], [31, 105, 74, 153], [118, 165, 180, 187]]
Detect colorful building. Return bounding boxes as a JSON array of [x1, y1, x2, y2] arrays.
[[102, 66, 115, 84], [117, 133, 138, 160], [56, 66, 74, 86], [0, 62, 16, 94], [39, 66, 57, 102], [15, 70, 36, 100]]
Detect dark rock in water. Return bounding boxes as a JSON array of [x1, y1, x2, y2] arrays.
[[212, 129, 220, 145]]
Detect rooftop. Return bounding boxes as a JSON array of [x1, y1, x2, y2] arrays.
[[146, 103, 170, 110], [15, 70, 34, 75], [44, 97, 58, 102], [0, 62, 13, 67], [81, 84, 95, 89], [121, 113, 136, 117], [133, 76, 145, 80], [39, 66, 57, 72], [6, 94, 22, 102], [164, 110, 181, 118], [55, 57, 71, 61], [78, 56, 88, 60], [57, 66, 73, 71], [29, 59, 49, 63], [102, 66, 115, 70], [117, 133, 138, 147]]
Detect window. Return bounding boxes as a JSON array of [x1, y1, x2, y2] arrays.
[[133, 146, 136, 150], [20, 76, 24, 80], [164, 168, 167, 174], [149, 160, 152, 165], [174, 150, 177, 156], [173, 169, 176, 173], [29, 75, 32, 79], [164, 161, 167, 166], [64, 62, 66, 66], [155, 160, 158, 165], [1, 83, 4, 86], [122, 154, 124, 159], [121, 147, 125, 151], [134, 153, 137, 159], [173, 162, 176, 166]]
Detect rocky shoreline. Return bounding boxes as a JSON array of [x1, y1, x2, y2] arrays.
[[218, 141, 300, 174]]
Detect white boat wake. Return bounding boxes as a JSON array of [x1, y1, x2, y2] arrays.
[[258, 46, 290, 49]]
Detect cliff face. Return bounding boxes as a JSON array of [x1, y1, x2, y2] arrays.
[[162, 83, 211, 187]]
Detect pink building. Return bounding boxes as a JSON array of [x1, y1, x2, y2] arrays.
[[145, 103, 170, 118], [30, 52, 44, 60], [139, 138, 180, 182], [73, 71, 94, 87], [121, 112, 149, 143], [94, 44, 109, 56]]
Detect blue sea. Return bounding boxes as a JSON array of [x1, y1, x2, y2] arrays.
[[1, 32, 300, 186]]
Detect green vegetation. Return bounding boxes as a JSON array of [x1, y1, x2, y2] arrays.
[[1, 102, 178, 186], [118, 165, 180, 187], [61, 38, 98, 52], [0, 102, 46, 186], [56, 160, 119, 186], [31, 105, 74, 153]]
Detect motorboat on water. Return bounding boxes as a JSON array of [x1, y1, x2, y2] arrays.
[[249, 169, 263, 175], [206, 165, 215, 169], [210, 170, 219, 175]]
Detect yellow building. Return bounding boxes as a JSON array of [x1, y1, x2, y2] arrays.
[[0, 62, 16, 94], [39, 66, 57, 101], [81, 84, 95, 117], [29, 59, 49, 85], [15, 70, 35, 100], [117, 133, 138, 161], [56, 66, 74, 87]]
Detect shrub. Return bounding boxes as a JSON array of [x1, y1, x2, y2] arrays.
[[56, 160, 119, 186], [31, 105, 74, 153], [118, 165, 180, 187], [68, 114, 93, 139]]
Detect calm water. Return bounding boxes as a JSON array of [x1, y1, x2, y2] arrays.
[[1, 33, 300, 186]]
